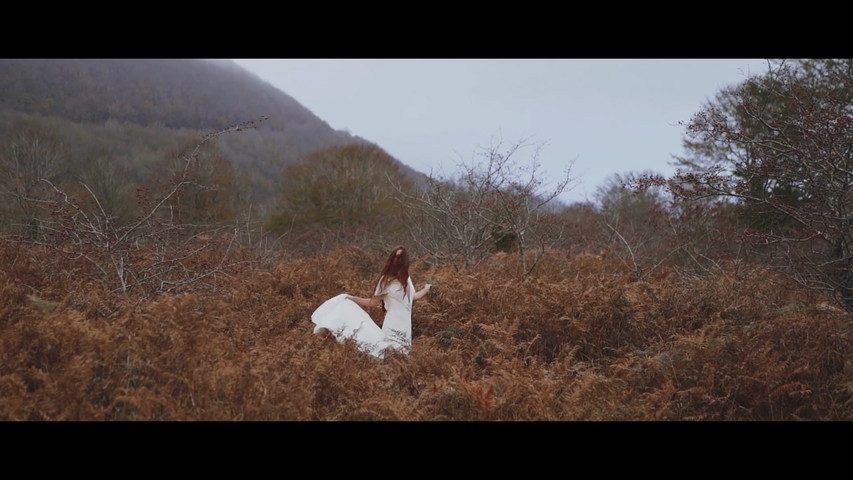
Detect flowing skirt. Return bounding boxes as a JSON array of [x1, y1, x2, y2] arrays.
[[311, 294, 406, 358]]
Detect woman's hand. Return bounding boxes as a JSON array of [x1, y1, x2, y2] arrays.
[[414, 283, 432, 301]]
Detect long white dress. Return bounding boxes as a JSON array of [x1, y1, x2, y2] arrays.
[[311, 277, 415, 358]]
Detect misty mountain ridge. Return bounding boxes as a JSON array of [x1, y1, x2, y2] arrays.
[[0, 58, 351, 139], [0, 58, 424, 209]]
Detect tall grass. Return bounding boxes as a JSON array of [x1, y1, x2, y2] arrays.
[[0, 242, 850, 420]]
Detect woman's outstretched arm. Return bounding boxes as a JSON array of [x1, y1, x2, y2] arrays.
[[413, 283, 432, 302], [347, 294, 382, 309]]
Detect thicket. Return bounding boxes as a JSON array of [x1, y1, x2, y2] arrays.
[[640, 59, 853, 312], [0, 118, 850, 419], [1, 241, 850, 421]]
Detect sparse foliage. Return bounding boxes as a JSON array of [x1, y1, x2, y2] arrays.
[[396, 136, 575, 274], [0, 125, 66, 238], [395, 173, 494, 269], [74, 153, 136, 225], [642, 59, 853, 311], [595, 171, 672, 279], [0, 118, 268, 300]]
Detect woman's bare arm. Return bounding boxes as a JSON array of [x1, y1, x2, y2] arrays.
[[346, 294, 382, 309], [413, 283, 432, 302]]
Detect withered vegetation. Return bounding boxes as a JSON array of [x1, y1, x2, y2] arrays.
[[1, 241, 850, 421]]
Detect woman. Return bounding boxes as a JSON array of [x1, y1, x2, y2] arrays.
[[311, 246, 432, 358]]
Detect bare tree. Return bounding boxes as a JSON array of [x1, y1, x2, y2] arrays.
[[1, 117, 268, 300], [395, 173, 495, 269], [0, 126, 66, 238], [76, 153, 135, 224], [596, 171, 672, 279], [395, 136, 576, 274]]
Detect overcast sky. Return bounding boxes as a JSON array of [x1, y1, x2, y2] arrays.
[[231, 58, 766, 205]]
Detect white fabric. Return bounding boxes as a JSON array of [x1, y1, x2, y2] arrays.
[[311, 277, 415, 358]]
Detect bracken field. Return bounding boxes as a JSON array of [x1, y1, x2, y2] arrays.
[[1, 241, 851, 421]]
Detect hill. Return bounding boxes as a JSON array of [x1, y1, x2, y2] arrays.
[[0, 58, 348, 139], [0, 58, 423, 212]]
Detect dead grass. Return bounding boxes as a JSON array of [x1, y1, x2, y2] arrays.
[[0, 242, 850, 421]]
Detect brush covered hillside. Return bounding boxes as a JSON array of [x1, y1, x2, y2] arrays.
[[0, 58, 423, 219], [0, 58, 851, 420]]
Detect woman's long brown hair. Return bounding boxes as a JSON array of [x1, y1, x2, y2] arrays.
[[377, 246, 410, 298]]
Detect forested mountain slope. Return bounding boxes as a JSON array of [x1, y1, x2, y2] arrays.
[[0, 58, 343, 138], [0, 58, 422, 211]]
